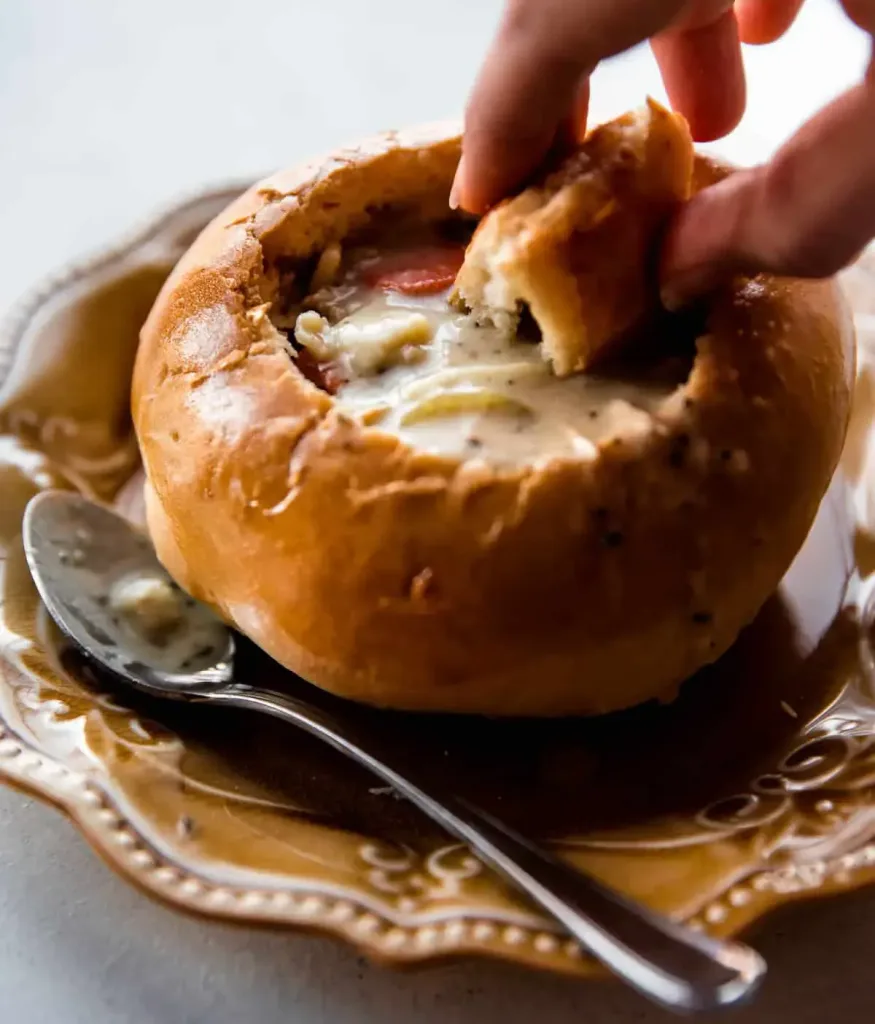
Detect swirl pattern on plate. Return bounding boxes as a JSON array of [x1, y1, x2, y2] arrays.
[[1, 188, 875, 977]]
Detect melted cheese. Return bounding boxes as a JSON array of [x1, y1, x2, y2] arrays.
[[295, 308, 433, 376], [109, 574, 185, 641], [296, 288, 688, 467]]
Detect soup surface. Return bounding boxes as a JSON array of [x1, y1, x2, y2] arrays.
[[286, 229, 691, 466]]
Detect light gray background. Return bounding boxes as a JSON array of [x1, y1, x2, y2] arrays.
[[1, 2, 874, 1021]]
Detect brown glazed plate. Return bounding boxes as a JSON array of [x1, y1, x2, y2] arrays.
[[3, 184, 875, 980]]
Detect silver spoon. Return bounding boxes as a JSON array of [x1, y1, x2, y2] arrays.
[[22, 490, 765, 1014]]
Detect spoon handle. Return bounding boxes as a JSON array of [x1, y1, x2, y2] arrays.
[[204, 683, 764, 1013]]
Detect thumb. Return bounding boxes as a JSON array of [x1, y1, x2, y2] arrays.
[[661, 78, 875, 307]]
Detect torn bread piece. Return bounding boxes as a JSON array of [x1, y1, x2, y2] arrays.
[[453, 99, 694, 377]]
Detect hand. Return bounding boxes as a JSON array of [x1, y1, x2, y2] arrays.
[[664, 1, 875, 305], [454, 1, 875, 303]]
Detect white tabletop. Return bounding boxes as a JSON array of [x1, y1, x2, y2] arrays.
[[1, 2, 873, 1021]]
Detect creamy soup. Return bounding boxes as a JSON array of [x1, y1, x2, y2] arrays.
[[286, 236, 691, 467]]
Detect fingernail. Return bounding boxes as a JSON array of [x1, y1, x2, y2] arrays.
[[449, 156, 465, 211]]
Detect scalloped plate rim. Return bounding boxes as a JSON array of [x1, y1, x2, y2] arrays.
[[1, 184, 875, 982]]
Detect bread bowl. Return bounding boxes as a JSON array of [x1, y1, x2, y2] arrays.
[[132, 106, 854, 717]]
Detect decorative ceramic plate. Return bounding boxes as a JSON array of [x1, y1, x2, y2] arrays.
[[3, 186, 875, 981]]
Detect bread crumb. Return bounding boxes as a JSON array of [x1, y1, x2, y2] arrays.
[[245, 303, 271, 327], [409, 567, 435, 601]]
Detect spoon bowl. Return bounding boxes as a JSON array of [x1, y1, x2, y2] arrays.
[[24, 491, 234, 696]]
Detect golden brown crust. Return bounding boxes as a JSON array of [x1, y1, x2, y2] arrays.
[[453, 99, 694, 376], [133, 121, 854, 717]]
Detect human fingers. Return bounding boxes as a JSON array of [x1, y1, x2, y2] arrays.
[[453, 0, 691, 213], [735, 0, 806, 44], [650, 4, 746, 141], [661, 76, 875, 305]]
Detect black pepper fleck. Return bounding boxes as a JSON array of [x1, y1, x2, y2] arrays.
[[692, 611, 713, 625], [603, 530, 624, 548], [720, 449, 732, 461], [177, 815, 197, 839]]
